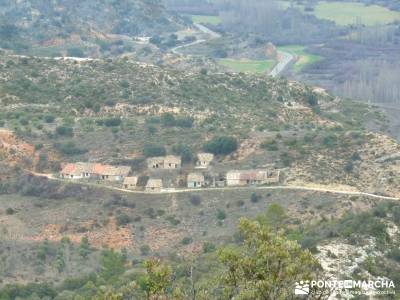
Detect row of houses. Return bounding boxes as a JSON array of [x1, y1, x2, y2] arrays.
[[59, 157, 280, 192], [146, 153, 214, 170], [122, 169, 281, 192], [60, 163, 131, 181]]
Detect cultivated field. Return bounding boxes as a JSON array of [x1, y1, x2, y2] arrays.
[[313, 1, 400, 26], [190, 14, 222, 25], [278, 1, 400, 26], [217, 58, 275, 73]]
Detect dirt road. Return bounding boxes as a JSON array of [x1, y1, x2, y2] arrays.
[[29, 171, 399, 201]]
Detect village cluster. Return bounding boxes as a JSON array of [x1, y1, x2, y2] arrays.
[[60, 152, 280, 192]]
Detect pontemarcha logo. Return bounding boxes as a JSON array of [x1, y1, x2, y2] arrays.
[[295, 280, 310, 295]]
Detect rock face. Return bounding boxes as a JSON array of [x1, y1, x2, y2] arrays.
[[0, 129, 35, 166]]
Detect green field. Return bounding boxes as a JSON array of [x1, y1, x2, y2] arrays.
[[278, 45, 322, 72], [278, 1, 400, 26], [190, 14, 222, 25], [218, 58, 275, 73], [313, 2, 400, 26]]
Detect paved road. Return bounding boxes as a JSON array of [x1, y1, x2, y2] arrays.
[[269, 50, 294, 77]]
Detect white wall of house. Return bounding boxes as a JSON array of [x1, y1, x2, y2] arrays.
[[188, 181, 204, 188], [61, 173, 83, 179]]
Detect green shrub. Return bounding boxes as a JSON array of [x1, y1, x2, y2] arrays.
[[78, 237, 91, 258], [189, 194, 202, 206], [55, 142, 87, 156], [166, 215, 181, 225], [116, 213, 132, 226], [307, 93, 318, 106], [100, 249, 126, 281], [67, 47, 85, 57], [203, 136, 238, 155], [216, 209, 226, 220], [387, 248, 400, 262], [5, 207, 15, 215], [181, 237, 193, 245], [250, 193, 260, 203], [344, 161, 354, 173], [140, 245, 150, 256], [323, 134, 337, 148], [260, 139, 278, 151], [161, 113, 176, 127], [19, 118, 29, 125], [393, 206, 400, 225], [280, 152, 293, 167], [144, 207, 157, 219], [172, 144, 193, 163], [203, 242, 216, 253], [104, 118, 122, 127], [175, 116, 194, 128], [143, 144, 166, 157], [56, 126, 73, 137]]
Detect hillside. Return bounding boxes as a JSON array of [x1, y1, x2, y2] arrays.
[[0, 0, 183, 56], [0, 53, 399, 296], [0, 172, 399, 297], [0, 54, 398, 197]]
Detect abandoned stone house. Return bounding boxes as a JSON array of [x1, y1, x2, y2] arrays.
[[123, 176, 138, 190], [195, 153, 214, 169], [147, 155, 181, 170], [164, 155, 181, 169], [60, 163, 131, 182], [226, 169, 280, 186], [187, 173, 205, 188], [146, 178, 163, 192], [60, 163, 91, 179]]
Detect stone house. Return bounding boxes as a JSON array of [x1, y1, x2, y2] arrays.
[[60, 162, 92, 179], [226, 169, 280, 186], [147, 157, 165, 169], [94, 165, 131, 182], [146, 178, 163, 192], [60, 163, 131, 182], [123, 176, 138, 190], [163, 155, 181, 169], [195, 153, 214, 169], [146, 155, 181, 170], [187, 173, 205, 188]]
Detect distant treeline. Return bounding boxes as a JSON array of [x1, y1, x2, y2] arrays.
[[214, 0, 342, 44]]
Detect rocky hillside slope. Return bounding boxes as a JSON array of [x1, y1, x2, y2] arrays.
[[0, 54, 398, 197], [0, 0, 183, 53]]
